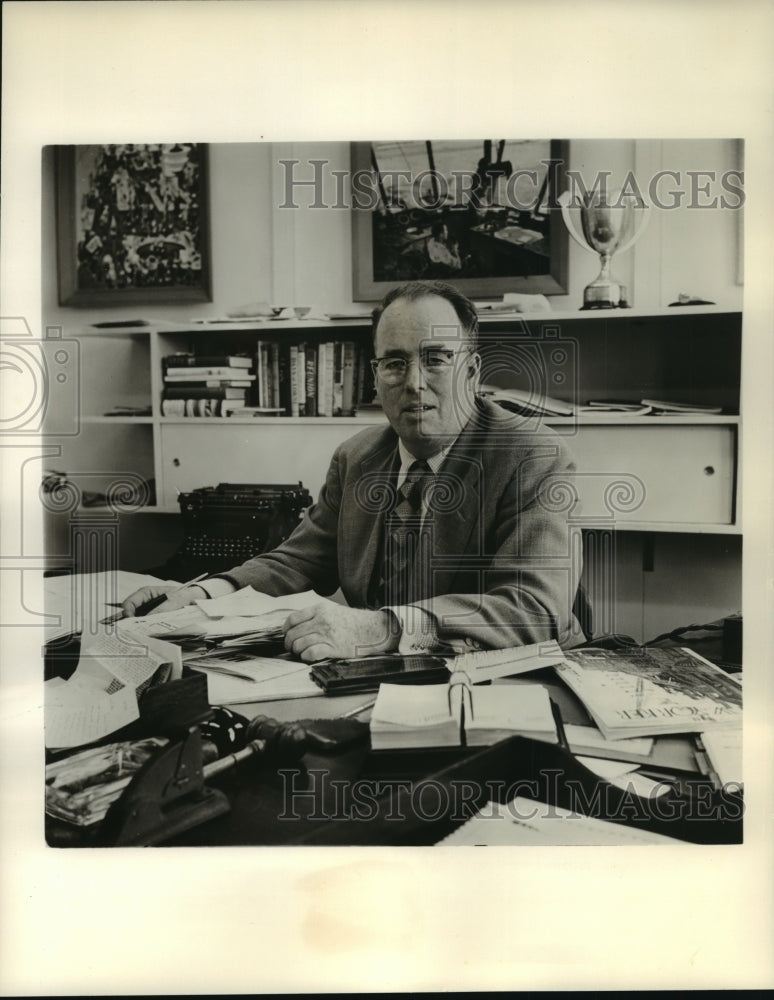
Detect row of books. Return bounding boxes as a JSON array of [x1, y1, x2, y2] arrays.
[[252, 340, 374, 417], [160, 345, 375, 417], [161, 353, 255, 416]]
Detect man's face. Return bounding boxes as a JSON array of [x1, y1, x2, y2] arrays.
[[374, 295, 480, 458]]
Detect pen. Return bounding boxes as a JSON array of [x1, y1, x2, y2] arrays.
[[98, 572, 208, 624], [550, 698, 571, 753], [341, 698, 377, 719]]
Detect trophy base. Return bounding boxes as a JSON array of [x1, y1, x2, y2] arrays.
[[582, 279, 629, 310]]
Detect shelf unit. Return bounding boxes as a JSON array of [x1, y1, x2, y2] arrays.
[[52, 306, 742, 535]]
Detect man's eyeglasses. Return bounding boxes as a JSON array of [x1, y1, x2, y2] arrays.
[[370, 348, 472, 385]]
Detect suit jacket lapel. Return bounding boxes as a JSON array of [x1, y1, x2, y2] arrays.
[[341, 434, 400, 605]]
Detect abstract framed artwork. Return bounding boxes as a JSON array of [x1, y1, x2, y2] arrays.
[[55, 143, 212, 307]]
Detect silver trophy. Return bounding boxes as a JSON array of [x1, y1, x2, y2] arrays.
[[559, 189, 649, 309]]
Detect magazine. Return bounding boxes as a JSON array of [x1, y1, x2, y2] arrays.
[[554, 647, 742, 739]]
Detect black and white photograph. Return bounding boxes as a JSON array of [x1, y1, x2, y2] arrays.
[[1, 1, 773, 995]]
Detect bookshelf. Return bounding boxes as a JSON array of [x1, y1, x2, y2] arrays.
[[52, 305, 742, 535]]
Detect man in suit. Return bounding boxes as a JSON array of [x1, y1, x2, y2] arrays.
[[123, 280, 582, 660]]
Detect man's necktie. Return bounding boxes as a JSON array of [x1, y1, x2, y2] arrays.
[[381, 459, 434, 606]]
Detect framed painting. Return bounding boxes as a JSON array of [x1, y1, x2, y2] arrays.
[[55, 143, 212, 306], [351, 138, 569, 301]]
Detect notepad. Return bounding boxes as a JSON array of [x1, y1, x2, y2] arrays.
[[370, 679, 556, 750]]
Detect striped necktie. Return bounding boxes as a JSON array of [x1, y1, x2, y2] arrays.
[[381, 458, 433, 606]]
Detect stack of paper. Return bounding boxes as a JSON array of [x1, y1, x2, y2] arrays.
[[184, 653, 322, 705], [464, 685, 555, 746], [45, 629, 182, 749], [370, 683, 462, 749], [370, 679, 556, 751]]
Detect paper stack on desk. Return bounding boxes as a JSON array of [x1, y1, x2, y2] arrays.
[[45, 628, 182, 749], [44, 570, 177, 642], [183, 651, 322, 704]]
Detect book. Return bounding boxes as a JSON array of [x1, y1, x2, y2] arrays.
[[578, 405, 652, 417], [162, 386, 247, 400], [296, 342, 307, 416], [641, 398, 723, 414], [478, 384, 575, 417], [452, 640, 565, 682], [163, 379, 253, 389], [221, 404, 285, 417], [163, 369, 256, 381], [695, 728, 742, 787], [269, 342, 280, 409], [163, 354, 253, 369], [289, 344, 300, 417], [341, 341, 356, 415], [304, 342, 318, 415], [554, 646, 743, 739], [332, 341, 344, 415], [370, 677, 556, 750]]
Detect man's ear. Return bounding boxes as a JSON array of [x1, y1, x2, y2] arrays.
[[466, 351, 481, 381]]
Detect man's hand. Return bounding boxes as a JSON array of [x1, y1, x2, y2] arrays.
[[121, 584, 206, 617], [284, 604, 400, 663]]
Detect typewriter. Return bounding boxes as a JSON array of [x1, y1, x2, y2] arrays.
[[157, 482, 312, 579]]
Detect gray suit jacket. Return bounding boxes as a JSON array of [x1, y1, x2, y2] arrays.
[[223, 399, 582, 648]]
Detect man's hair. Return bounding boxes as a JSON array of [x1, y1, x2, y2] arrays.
[[371, 280, 479, 350]]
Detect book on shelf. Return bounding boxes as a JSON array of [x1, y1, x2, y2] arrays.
[[332, 342, 344, 415], [370, 674, 558, 750], [220, 404, 286, 417], [289, 345, 301, 417], [162, 398, 224, 417], [163, 353, 253, 369], [164, 378, 253, 389], [304, 343, 318, 415], [554, 646, 742, 740], [577, 405, 652, 417], [296, 343, 307, 416], [640, 398, 723, 414], [477, 384, 575, 417], [163, 368, 256, 381], [162, 386, 248, 400], [160, 341, 373, 420], [341, 340, 356, 415]]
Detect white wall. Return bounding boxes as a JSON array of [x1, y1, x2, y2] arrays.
[[42, 139, 744, 325]]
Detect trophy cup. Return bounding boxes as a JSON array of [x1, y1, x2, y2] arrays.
[[558, 189, 649, 309]]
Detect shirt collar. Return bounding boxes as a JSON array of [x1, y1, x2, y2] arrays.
[[397, 436, 458, 477]]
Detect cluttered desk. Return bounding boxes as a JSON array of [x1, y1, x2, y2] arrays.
[[44, 572, 744, 848]]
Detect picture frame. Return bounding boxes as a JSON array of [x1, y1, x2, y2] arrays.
[[351, 139, 569, 301], [55, 143, 212, 307]]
